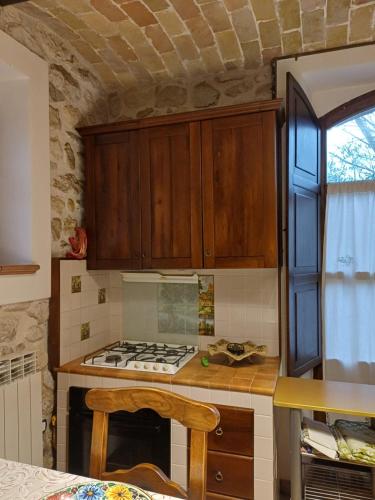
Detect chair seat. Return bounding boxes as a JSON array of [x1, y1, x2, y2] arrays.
[[101, 463, 187, 498]]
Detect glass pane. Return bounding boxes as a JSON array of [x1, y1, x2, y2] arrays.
[[327, 108, 375, 183]]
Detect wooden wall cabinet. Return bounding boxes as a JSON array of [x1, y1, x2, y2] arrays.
[[80, 100, 281, 270]]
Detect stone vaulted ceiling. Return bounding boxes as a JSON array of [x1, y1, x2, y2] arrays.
[[14, 0, 375, 89]]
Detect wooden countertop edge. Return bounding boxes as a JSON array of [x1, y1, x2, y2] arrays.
[[57, 353, 280, 396], [274, 376, 375, 417], [274, 400, 375, 418]]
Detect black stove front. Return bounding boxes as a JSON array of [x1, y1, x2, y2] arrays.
[[68, 387, 170, 477]]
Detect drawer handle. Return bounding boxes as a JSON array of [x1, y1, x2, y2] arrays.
[[215, 471, 223, 482], [215, 427, 224, 437]]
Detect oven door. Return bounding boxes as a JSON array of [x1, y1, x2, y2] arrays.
[[68, 387, 170, 477]]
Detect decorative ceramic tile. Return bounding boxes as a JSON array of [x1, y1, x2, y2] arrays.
[[71, 276, 81, 294], [80, 322, 90, 341], [98, 288, 106, 304], [198, 275, 214, 336], [157, 284, 199, 335]]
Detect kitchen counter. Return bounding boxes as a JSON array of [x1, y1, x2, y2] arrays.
[[274, 376, 375, 417], [58, 352, 280, 396], [274, 377, 375, 500]]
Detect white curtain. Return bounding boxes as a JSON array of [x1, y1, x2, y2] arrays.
[[323, 181, 375, 385]]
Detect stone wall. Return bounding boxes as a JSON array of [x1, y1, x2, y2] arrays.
[[106, 64, 271, 121]]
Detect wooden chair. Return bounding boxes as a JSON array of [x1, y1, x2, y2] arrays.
[[85, 386, 220, 500]]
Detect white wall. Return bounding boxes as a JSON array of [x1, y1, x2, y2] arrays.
[[276, 44, 375, 117], [0, 29, 50, 304]]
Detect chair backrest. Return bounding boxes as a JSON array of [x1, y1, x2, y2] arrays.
[[85, 386, 220, 500]]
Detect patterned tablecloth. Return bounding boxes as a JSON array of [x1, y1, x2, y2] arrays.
[[0, 459, 179, 500]]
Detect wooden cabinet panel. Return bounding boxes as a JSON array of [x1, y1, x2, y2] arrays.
[[202, 112, 278, 268], [207, 451, 254, 499], [84, 132, 142, 269], [208, 405, 253, 456], [140, 122, 202, 269]]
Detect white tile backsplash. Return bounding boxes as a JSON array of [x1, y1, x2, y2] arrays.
[[59, 263, 279, 366], [59, 260, 121, 365], [196, 268, 279, 355]]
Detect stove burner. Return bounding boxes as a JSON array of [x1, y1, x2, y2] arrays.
[[105, 354, 122, 364], [83, 340, 197, 373], [165, 349, 179, 356]]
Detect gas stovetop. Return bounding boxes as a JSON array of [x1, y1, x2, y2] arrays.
[[82, 340, 198, 375]]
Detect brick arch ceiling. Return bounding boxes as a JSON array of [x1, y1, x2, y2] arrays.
[[15, 0, 375, 88]]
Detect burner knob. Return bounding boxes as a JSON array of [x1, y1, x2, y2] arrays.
[[153, 364, 159, 371], [134, 362, 140, 369], [162, 365, 169, 372], [144, 363, 150, 370]]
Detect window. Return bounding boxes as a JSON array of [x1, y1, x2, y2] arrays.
[[0, 29, 50, 304], [327, 107, 375, 183], [324, 92, 375, 385]]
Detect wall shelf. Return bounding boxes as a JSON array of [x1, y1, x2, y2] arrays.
[[0, 264, 40, 275]]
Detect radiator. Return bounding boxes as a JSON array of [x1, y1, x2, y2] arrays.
[[0, 352, 43, 466], [304, 463, 374, 500]]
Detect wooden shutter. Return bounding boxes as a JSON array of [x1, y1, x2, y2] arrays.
[[286, 73, 322, 376]]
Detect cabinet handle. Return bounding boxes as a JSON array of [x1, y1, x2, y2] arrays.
[[215, 427, 224, 437], [215, 471, 223, 482], [142, 253, 146, 259], [205, 250, 211, 257]]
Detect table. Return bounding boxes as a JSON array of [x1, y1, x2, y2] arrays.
[[0, 459, 179, 500], [274, 377, 375, 500]]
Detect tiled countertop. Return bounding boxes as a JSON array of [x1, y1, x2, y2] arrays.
[[58, 352, 280, 396]]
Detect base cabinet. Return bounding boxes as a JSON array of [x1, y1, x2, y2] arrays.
[[189, 404, 254, 499], [207, 451, 254, 498]]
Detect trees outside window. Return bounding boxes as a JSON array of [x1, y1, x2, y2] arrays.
[[327, 108, 375, 183]]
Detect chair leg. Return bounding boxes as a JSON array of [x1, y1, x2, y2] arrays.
[[89, 411, 109, 480], [189, 429, 207, 500]]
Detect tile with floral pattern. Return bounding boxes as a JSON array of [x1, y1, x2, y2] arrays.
[[198, 275, 214, 336], [98, 288, 106, 304], [71, 275, 81, 293], [80, 322, 90, 341]]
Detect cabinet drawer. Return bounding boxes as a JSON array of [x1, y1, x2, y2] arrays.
[[209, 404, 253, 456], [207, 451, 253, 499], [207, 493, 241, 499]]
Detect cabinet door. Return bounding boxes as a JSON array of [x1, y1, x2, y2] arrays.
[[202, 112, 278, 268], [85, 131, 142, 269], [140, 122, 202, 269]]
